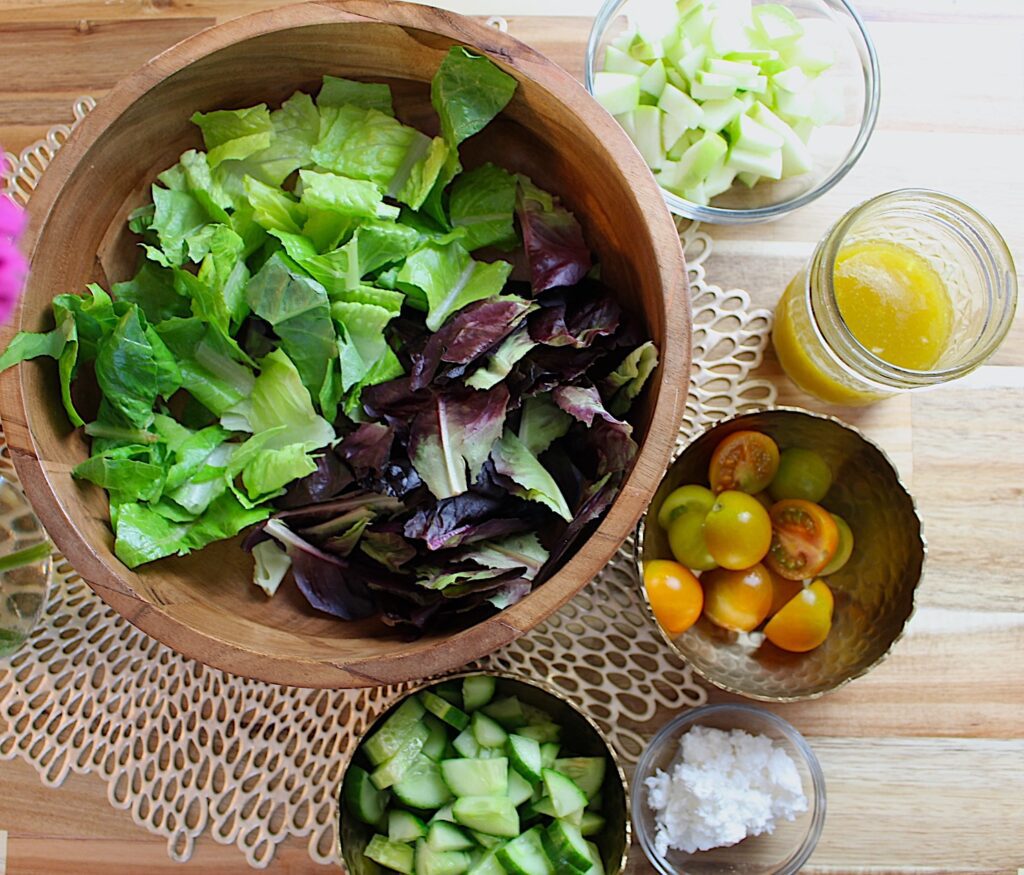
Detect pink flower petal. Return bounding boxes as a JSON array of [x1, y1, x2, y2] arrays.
[[0, 194, 26, 240]]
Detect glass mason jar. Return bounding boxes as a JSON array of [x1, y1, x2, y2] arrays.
[[773, 189, 1018, 405]]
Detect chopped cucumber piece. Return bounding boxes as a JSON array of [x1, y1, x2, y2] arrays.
[[462, 676, 497, 712], [541, 769, 587, 819], [661, 131, 727, 195], [482, 698, 526, 730], [581, 841, 605, 875], [639, 59, 668, 99], [470, 831, 503, 850], [366, 834, 415, 874], [578, 811, 606, 837], [428, 821, 476, 852], [603, 45, 648, 76], [345, 764, 390, 826], [372, 722, 430, 790], [552, 758, 607, 799], [390, 810, 429, 843], [525, 797, 583, 828], [442, 758, 509, 797], [706, 58, 760, 85], [774, 87, 815, 120], [517, 723, 560, 744], [431, 803, 456, 824], [453, 728, 482, 759], [704, 163, 738, 198], [365, 696, 427, 766], [415, 839, 472, 875], [542, 820, 591, 872], [507, 766, 534, 807], [614, 110, 637, 141], [471, 712, 509, 749], [772, 65, 810, 93], [394, 756, 455, 810], [627, 32, 663, 62], [632, 105, 664, 171], [421, 692, 470, 731], [507, 735, 543, 785], [497, 827, 554, 875], [467, 847, 507, 874], [539, 743, 560, 770], [593, 72, 641, 117], [434, 682, 464, 708], [736, 170, 761, 188], [453, 796, 520, 838], [423, 715, 450, 762]]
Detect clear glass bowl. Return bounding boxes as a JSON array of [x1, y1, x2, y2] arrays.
[[633, 704, 826, 874], [585, 0, 880, 224]]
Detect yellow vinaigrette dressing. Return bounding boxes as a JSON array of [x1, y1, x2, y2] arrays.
[[773, 190, 1016, 406], [832, 240, 952, 371]]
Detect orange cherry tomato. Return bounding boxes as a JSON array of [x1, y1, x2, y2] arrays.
[[644, 560, 704, 636], [767, 569, 805, 617], [764, 579, 834, 652], [703, 491, 773, 570], [766, 499, 839, 581], [820, 514, 854, 576], [702, 563, 773, 632], [709, 431, 781, 495]]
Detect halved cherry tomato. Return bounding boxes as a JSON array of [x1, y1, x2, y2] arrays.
[[820, 514, 854, 576], [764, 579, 834, 652], [709, 431, 781, 495], [703, 491, 773, 570], [658, 484, 715, 529], [702, 563, 773, 632], [767, 569, 805, 617], [644, 560, 704, 636], [766, 499, 839, 581]]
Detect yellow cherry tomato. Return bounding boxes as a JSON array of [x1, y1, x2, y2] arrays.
[[703, 490, 772, 570], [701, 563, 773, 633], [767, 569, 805, 617], [668, 509, 718, 571], [644, 560, 704, 636], [657, 484, 715, 529], [764, 579, 834, 652], [820, 514, 854, 576]]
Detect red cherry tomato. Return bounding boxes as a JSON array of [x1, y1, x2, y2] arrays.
[[766, 499, 839, 581]]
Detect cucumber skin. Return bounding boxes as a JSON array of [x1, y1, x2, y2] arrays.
[[462, 676, 497, 712], [365, 834, 415, 875], [345, 764, 390, 827], [364, 696, 427, 766], [422, 691, 471, 731]]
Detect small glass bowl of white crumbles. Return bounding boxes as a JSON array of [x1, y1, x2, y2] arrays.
[[633, 703, 825, 874]]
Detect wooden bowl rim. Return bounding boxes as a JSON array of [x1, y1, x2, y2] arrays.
[[0, 0, 691, 688]]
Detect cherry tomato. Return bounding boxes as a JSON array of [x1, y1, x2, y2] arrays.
[[767, 569, 805, 617], [703, 491, 773, 570], [820, 514, 854, 576], [766, 499, 839, 581], [709, 431, 780, 495], [768, 448, 832, 503], [764, 579, 834, 652], [657, 484, 715, 529], [668, 509, 718, 571], [702, 564, 773, 632], [643, 560, 704, 636]]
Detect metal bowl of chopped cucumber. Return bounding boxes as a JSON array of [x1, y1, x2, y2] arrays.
[[339, 672, 629, 874], [585, 0, 880, 224]]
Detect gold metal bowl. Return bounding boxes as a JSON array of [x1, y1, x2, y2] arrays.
[[338, 671, 630, 873], [639, 408, 925, 702]]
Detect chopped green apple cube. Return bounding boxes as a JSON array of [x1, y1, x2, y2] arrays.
[[727, 144, 783, 179], [593, 72, 640, 116], [632, 105, 664, 171], [603, 45, 648, 76], [639, 59, 668, 98]]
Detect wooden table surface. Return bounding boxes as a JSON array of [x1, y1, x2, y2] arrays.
[[1, 1, 1022, 873]]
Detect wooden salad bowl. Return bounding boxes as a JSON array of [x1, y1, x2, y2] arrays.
[[0, 0, 689, 687]]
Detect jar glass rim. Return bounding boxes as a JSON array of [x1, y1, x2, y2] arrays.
[[809, 188, 1018, 388]]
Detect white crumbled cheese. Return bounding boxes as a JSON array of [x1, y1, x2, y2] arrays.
[[645, 725, 808, 855]]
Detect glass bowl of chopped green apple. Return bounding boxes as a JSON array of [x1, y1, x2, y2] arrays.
[[633, 703, 826, 874], [585, 0, 880, 223]]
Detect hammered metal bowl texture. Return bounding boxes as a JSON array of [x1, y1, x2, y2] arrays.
[[339, 673, 630, 874], [641, 409, 924, 701]]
